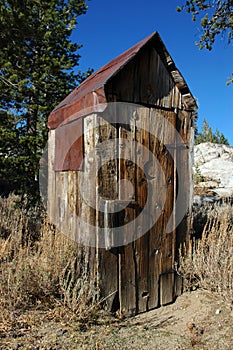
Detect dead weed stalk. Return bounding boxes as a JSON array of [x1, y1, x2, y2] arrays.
[[179, 202, 233, 304], [0, 195, 99, 325]]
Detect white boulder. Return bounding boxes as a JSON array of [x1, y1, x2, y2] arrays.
[[194, 142, 233, 197]]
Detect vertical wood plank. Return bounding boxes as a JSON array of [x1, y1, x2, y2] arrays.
[[147, 109, 177, 307], [174, 110, 193, 298], [118, 118, 137, 316], [82, 114, 98, 282], [135, 107, 150, 313], [159, 110, 176, 306], [95, 114, 118, 310], [47, 130, 56, 223], [175, 110, 192, 251], [147, 108, 166, 309]]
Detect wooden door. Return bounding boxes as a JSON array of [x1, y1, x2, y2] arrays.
[[90, 106, 190, 316], [116, 106, 178, 315]]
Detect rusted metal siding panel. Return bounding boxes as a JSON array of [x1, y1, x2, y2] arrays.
[[54, 118, 83, 171]]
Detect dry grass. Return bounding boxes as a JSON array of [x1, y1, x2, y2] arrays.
[[1, 194, 232, 331], [0, 195, 233, 349], [0, 195, 99, 326], [179, 201, 233, 304]]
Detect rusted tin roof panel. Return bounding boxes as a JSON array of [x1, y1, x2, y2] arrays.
[[48, 31, 197, 130], [48, 87, 107, 130], [50, 32, 198, 171], [55, 33, 154, 108], [48, 32, 157, 129]]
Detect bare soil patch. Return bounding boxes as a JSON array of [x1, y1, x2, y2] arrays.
[[1, 289, 232, 350]]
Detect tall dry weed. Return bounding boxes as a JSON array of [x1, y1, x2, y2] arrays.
[[179, 201, 233, 304], [0, 195, 99, 323]]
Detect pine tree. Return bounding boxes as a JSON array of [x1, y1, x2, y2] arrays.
[[0, 0, 92, 204], [177, 0, 233, 84], [195, 119, 229, 145]]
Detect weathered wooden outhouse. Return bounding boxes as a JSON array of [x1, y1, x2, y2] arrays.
[[47, 32, 197, 316]]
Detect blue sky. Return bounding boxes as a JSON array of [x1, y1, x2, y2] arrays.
[[72, 0, 233, 145]]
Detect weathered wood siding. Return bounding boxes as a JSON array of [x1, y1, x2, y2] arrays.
[[106, 45, 182, 109], [47, 108, 193, 316], [47, 39, 194, 316]]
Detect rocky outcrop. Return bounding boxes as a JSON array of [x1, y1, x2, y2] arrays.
[[193, 142, 233, 198], [192, 143, 233, 239]]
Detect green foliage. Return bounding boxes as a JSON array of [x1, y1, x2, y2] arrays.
[[193, 163, 203, 185], [0, 0, 92, 205], [177, 0, 233, 84], [195, 118, 229, 145], [226, 72, 233, 86]]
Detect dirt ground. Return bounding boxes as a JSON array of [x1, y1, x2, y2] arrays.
[[0, 289, 232, 350]]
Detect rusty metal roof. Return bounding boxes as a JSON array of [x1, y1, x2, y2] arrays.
[[48, 32, 197, 130]]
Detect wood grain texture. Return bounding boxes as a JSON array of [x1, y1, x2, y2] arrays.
[[47, 39, 195, 315]]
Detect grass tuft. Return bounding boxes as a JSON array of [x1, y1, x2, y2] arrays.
[[0, 195, 99, 326], [179, 201, 233, 304]]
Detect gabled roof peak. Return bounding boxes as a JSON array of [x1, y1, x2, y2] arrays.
[[48, 32, 197, 129]]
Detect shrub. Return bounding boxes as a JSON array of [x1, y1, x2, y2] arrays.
[[193, 164, 204, 185]]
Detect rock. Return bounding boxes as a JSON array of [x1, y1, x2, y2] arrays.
[[193, 195, 219, 206], [192, 143, 233, 239], [194, 142, 233, 197], [186, 322, 195, 331]]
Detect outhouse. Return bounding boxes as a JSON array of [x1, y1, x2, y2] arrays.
[[47, 32, 197, 316]]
